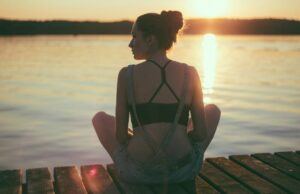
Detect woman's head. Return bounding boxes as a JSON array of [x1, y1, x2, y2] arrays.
[[129, 10, 183, 60]]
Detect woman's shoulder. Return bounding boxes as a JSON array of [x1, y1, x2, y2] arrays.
[[118, 66, 127, 74], [117, 66, 129, 83], [168, 60, 194, 69], [117, 64, 138, 81], [118, 63, 137, 73], [125, 60, 198, 76], [174, 61, 198, 77]]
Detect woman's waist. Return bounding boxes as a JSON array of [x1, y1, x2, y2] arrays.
[[126, 133, 194, 164]]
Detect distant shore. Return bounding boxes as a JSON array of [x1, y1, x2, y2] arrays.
[[1, 18, 300, 35]]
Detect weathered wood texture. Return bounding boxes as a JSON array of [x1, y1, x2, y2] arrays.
[[54, 166, 87, 194], [199, 161, 252, 193], [252, 153, 300, 180], [0, 169, 22, 194], [81, 164, 119, 194], [229, 154, 300, 193], [275, 151, 300, 166], [195, 176, 219, 194], [207, 157, 287, 193], [26, 167, 54, 194], [0, 151, 299, 194]]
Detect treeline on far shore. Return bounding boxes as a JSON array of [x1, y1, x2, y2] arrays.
[[0, 18, 300, 35]]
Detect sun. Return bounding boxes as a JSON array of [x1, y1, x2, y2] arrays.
[[189, 0, 229, 18]]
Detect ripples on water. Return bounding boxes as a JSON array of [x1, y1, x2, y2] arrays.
[[0, 35, 299, 170]]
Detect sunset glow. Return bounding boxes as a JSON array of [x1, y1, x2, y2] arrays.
[[202, 33, 217, 104], [189, 0, 229, 18], [0, 0, 299, 21]]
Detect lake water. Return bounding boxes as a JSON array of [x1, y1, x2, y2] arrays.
[[0, 34, 300, 171]]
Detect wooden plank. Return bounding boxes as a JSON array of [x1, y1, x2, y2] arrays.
[[252, 153, 300, 180], [230, 155, 300, 193], [275, 151, 300, 166], [195, 176, 219, 194], [107, 164, 154, 194], [54, 166, 87, 194], [199, 161, 252, 193], [149, 180, 197, 194], [80, 164, 120, 194], [0, 169, 22, 194], [207, 157, 286, 193], [26, 167, 54, 194]]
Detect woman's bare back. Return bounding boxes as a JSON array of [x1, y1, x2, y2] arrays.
[[126, 60, 195, 163]]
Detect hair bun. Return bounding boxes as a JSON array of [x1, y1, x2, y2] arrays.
[[160, 10, 183, 33]]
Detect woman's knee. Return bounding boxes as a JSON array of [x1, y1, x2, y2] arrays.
[[204, 104, 221, 120], [205, 104, 221, 117], [92, 111, 106, 125], [92, 111, 116, 132], [92, 111, 114, 130]]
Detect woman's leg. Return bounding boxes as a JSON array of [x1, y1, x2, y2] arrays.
[[92, 104, 220, 159], [200, 104, 221, 152], [188, 104, 221, 152], [92, 111, 120, 159]]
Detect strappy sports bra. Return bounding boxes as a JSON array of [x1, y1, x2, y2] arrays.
[[128, 59, 189, 128]]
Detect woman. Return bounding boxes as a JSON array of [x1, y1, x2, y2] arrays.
[[92, 11, 221, 185]]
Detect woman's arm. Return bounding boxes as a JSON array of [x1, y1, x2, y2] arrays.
[[115, 67, 130, 145], [189, 66, 207, 142]]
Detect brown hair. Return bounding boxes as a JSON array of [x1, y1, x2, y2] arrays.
[[136, 10, 183, 50]]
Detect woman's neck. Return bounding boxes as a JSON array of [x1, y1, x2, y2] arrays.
[[146, 50, 169, 65]]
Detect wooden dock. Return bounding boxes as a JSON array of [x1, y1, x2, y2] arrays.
[[0, 151, 299, 194]]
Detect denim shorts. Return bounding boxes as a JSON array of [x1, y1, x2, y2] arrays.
[[112, 138, 204, 184]]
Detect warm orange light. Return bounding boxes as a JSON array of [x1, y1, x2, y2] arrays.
[[202, 33, 217, 104], [190, 0, 229, 18]]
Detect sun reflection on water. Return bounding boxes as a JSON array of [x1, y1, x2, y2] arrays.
[[201, 33, 217, 104]]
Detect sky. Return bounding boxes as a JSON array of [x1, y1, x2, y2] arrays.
[[0, 0, 299, 21]]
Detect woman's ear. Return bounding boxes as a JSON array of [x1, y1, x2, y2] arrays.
[[146, 35, 157, 47]]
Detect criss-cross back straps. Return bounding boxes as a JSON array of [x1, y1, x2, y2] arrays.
[[144, 64, 189, 167], [126, 65, 160, 153], [158, 64, 189, 152], [126, 63, 189, 166], [147, 59, 180, 103]]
